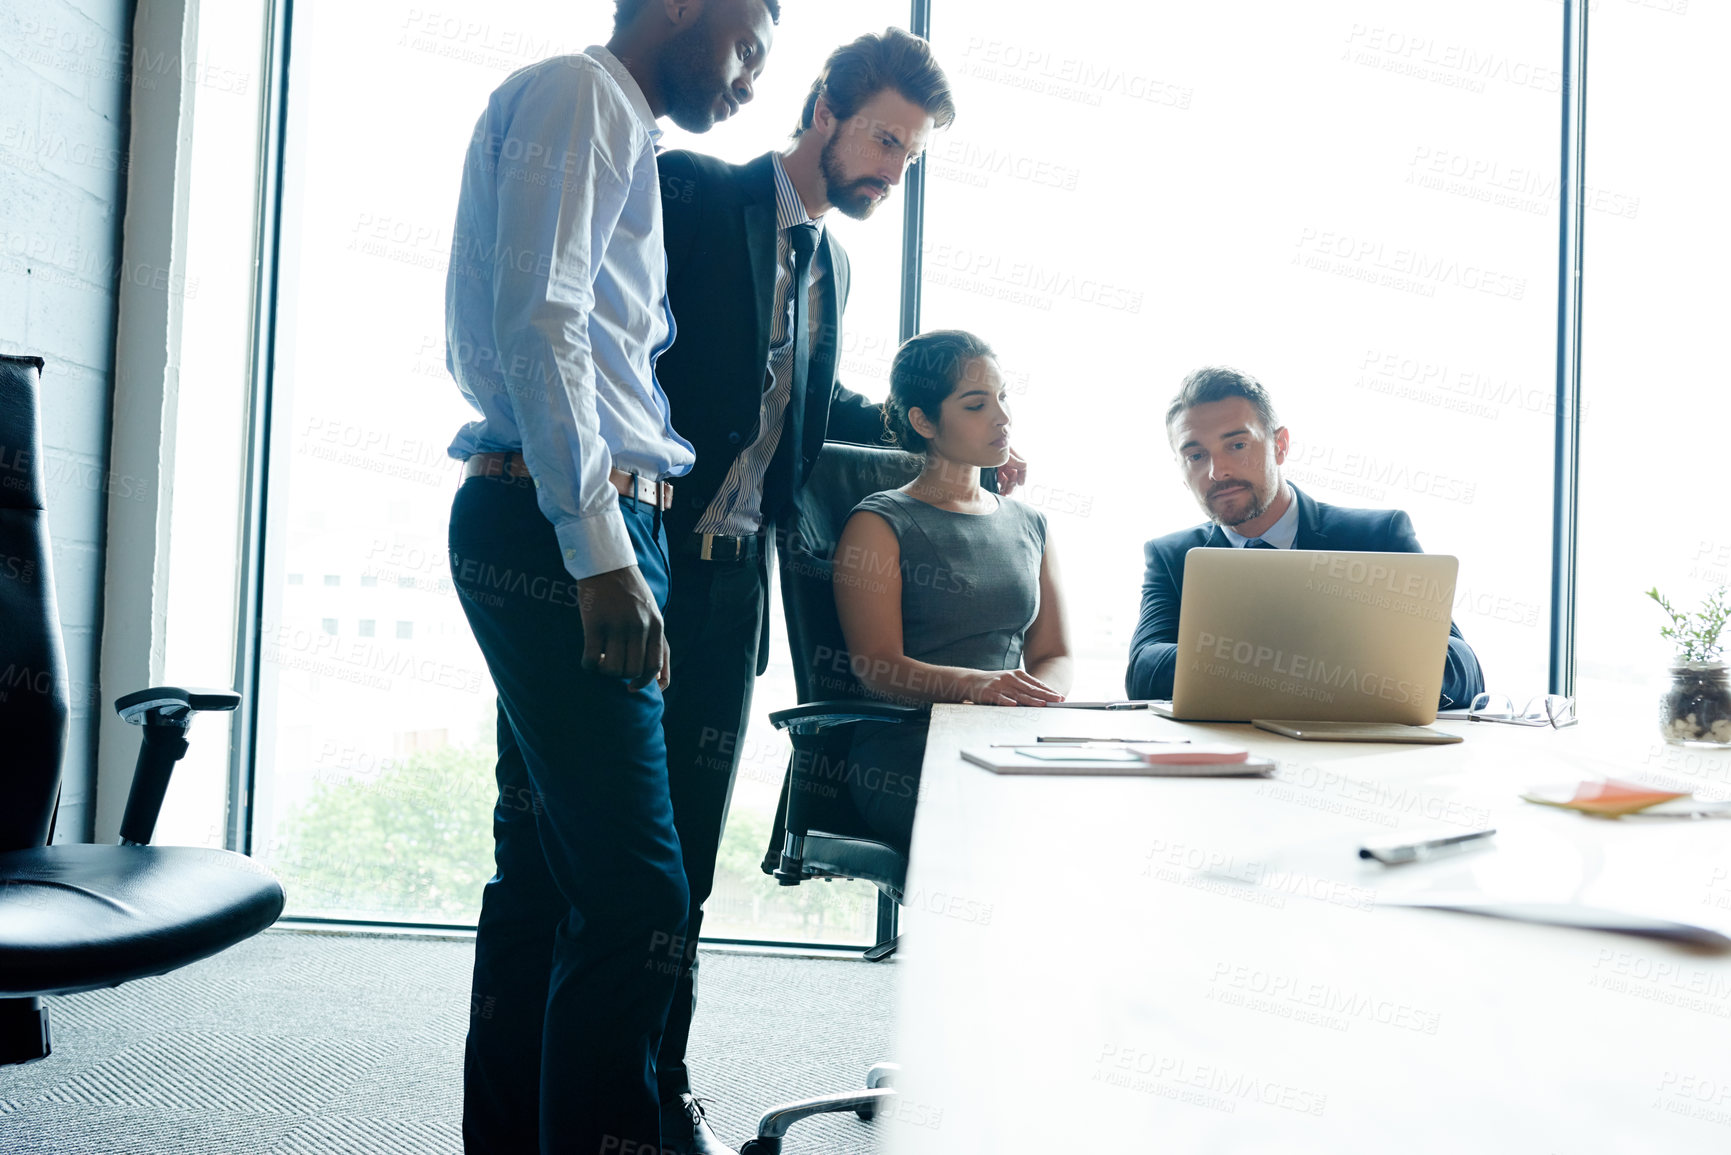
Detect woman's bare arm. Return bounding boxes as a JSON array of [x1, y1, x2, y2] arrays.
[[1021, 537, 1073, 696]]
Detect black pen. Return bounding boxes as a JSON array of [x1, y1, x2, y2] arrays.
[[1359, 828, 1496, 865]]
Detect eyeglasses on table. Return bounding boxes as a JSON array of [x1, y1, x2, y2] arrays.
[[1467, 692, 1578, 729]]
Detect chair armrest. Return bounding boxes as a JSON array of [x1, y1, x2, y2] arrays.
[[769, 700, 924, 735], [116, 686, 241, 725], [765, 701, 922, 880], [114, 687, 242, 846]]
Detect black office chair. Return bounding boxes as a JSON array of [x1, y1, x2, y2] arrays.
[[0, 353, 285, 1065], [742, 443, 995, 1153]]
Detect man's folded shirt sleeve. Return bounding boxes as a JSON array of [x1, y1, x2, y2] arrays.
[[490, 64, 636, 581], [1126, 540, 1182, 699]]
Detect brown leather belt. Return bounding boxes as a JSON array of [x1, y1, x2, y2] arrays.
[[462, 451, 675, 511]]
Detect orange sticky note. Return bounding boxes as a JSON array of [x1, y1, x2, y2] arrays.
[[1522, 778, 1690, 817]]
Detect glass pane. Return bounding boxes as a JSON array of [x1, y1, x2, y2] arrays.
[[927, 0, 1560, 699], [155, 0, 271, 849], [1578, 4, 1731, 747], [258, 2, 909, 941]]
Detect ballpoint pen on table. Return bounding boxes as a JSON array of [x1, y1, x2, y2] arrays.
[[1358, 828, 1496, 864], [1621, 798, 1731, 820]]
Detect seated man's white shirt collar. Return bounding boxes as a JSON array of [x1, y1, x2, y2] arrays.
[[1219, 486, 1300, 548]]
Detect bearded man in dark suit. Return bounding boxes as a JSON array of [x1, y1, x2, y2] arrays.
[[650, 27, 1027, 1154]]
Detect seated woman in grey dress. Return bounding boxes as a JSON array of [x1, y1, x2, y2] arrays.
[[833, 329, 1072, 849]]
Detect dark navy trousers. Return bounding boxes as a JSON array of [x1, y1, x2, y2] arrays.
[[450, 472, 689, 1155], [653, 550, 765, 1102]]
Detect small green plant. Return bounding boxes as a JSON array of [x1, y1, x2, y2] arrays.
[[1647, 586, 1731, 664]]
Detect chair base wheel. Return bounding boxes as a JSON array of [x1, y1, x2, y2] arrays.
[[0, 998, 51, 1066], [863, 933, 899, 962], [860, 1061, 898, 1119], [748, 1080, 898, 1148]]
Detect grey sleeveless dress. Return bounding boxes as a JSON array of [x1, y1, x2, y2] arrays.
[[841, 490, 1047, 848]]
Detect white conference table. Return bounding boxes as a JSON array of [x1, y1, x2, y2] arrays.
[[877, 706, 1731, 1154]]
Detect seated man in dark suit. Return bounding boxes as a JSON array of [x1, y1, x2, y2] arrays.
[[1125, 366, 1486, 708]]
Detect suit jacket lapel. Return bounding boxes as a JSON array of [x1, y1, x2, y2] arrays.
[[742, 155, 779, 370], [1290, 485, 1328, 550], [798, 231, 844, 463]]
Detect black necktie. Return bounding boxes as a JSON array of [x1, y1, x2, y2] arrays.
[[1245, 538, 1277, 549], [765, 223, 821, 519], [788, 221, 820, 393]]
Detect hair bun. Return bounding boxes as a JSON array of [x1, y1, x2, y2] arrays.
[[881, 396, 926, 452]]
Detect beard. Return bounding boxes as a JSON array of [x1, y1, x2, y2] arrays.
[[655, 15, 727, 133], [1205, 480, 1273, 527], [820, 134, 891, 221]]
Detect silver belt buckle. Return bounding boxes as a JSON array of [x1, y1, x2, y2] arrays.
[[700, 533, 718, 562]]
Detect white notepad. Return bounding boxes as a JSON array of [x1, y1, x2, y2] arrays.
[[962, 747, 1277, 777]]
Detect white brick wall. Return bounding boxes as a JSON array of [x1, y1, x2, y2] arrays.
[[0, 0, 133, 841]]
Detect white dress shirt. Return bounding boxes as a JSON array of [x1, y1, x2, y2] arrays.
[[445, 46, 695, 580], [1219, 484, 1300, 548], [694, 153, 826, 537]]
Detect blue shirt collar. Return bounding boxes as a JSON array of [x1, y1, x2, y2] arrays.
[[586, 46, 661, 143], [1219, 484, 1300, 548]]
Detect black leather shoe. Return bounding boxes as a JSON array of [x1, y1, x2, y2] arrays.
[[660, 1093, 738, 1155]]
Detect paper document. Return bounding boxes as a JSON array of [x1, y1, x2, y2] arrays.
[[1187, 812, 1731, 945], [1043, 700, 1157, 710], [963, 746, 1276, 777], [1375, 895, 1731, 948]]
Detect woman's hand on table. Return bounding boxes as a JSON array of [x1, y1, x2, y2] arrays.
[[962, 669, 1066, 707]]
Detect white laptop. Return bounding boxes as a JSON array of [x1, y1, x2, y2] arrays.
[[1150, 548, 1459, 725]]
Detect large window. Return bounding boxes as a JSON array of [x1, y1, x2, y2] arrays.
[[155, 0, 274, 849], [925, 0, 1560, 699], [1577, 2, 1731, 747], [254, 0, 904, 940], [161, 0, 1704, 938]]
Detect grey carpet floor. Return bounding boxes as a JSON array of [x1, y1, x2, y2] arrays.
[[0, 931, 897, 1154]]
